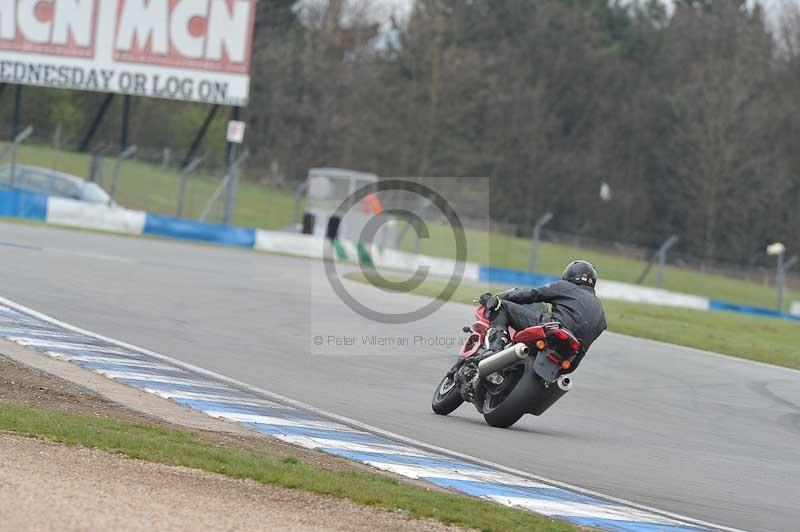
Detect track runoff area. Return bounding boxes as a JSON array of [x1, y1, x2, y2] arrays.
[[0, 222, 797, 532]]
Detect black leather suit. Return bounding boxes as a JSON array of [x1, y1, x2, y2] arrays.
[[492, 280, 607, 353]]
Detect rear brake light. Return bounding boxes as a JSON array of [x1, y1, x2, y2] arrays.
[[553, 329, 569, 341], [569, 339, 580, 352]]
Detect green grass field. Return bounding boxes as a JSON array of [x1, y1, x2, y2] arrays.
[[347, 272, 800, 370], [0, 142, 297, 230], [0, 403, 576, 532], [398, 222, 799, 310], [3, 141, 796, 309]]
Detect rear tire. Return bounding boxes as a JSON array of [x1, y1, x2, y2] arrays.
[[432, 372, 464, 415], [482, 366, 538, 428]]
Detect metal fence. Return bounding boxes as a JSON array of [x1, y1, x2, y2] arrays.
[[1, 123, 797, 299], [0, 124, 292, 228], [509, 226, 800, 292]]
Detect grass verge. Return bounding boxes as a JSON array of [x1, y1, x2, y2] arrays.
[[397, 222, 799, 310], [347, 272, 800, 370], [1, 142, 296, 230], [0, 403, 577, 532]]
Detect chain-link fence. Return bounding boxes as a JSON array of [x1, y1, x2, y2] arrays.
[[0, 123, 295, 229], [385, 191, 799, 306], [1, 122, 797, 305], [532, 229, 800, 290], [473, 223, 799, 298]]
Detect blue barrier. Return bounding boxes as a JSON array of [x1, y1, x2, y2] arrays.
[[708, 300, 800, 321], [0, 189, 47, 221], [478, 265, 558, 287], [143, 213, 256, 248], [0, 190, 793, 324]]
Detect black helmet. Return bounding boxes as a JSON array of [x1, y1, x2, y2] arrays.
[[562, 260, 597, 287]]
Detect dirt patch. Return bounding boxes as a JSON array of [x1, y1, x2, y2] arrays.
[[0, 354, 336, 467], [0, 354, 467, 531], [0, 351, 446, 483], [0, 353, 148, 420], [0, 433, 454, 532]]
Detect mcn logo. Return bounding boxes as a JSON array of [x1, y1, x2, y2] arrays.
[[0, 0, 98, 58], [0, 0, 254, 72], [115, 0, 254, 73]]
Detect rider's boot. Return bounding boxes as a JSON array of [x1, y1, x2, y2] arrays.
[[483, 327, 510, 357]]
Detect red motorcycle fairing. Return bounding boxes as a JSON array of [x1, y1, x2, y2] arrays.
[[458, 305, 521, 358], [512, 325, 547, 344], [458, 331, 483, 358], [459, 306, 489, 357], [474, 306, 490, 325], [458, 306, 582, 366]]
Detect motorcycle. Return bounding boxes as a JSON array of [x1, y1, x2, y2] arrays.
[[431, 294, 583, 428]]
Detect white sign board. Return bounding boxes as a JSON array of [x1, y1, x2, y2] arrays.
[[767, 242, 786, 255], [0, 0, 256, 106], [226, 120, 246, 143]]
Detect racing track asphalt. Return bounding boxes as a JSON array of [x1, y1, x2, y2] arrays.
[[0, 221, 798, 532]]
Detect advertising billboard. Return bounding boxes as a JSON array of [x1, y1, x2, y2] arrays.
[[0, 0, 256, 106]]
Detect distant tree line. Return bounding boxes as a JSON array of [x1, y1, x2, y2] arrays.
[[2, 0, 799, 266]]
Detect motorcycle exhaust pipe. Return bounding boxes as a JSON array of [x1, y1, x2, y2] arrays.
[[478, 343, 529, 376], [529, 375, 575, 416], [556, 375, 573, 392]]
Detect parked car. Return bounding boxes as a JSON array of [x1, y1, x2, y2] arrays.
[[0, 164, 112, 205]]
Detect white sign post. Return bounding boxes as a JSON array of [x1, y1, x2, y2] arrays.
[[0, 0, 256, 105], [767, 242, 787, 311]]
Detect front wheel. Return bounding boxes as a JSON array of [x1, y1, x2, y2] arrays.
[[431, 370, 464, 415]]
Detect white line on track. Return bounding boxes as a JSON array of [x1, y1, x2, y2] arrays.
[[0, 294, 747, 532]]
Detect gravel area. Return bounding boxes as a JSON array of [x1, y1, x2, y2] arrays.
[[0, 353, 463, 531], [0, 433, 455, 532], [0, 351, 447, 485]]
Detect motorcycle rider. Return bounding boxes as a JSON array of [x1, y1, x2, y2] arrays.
[[479, 260, 607, 370]]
